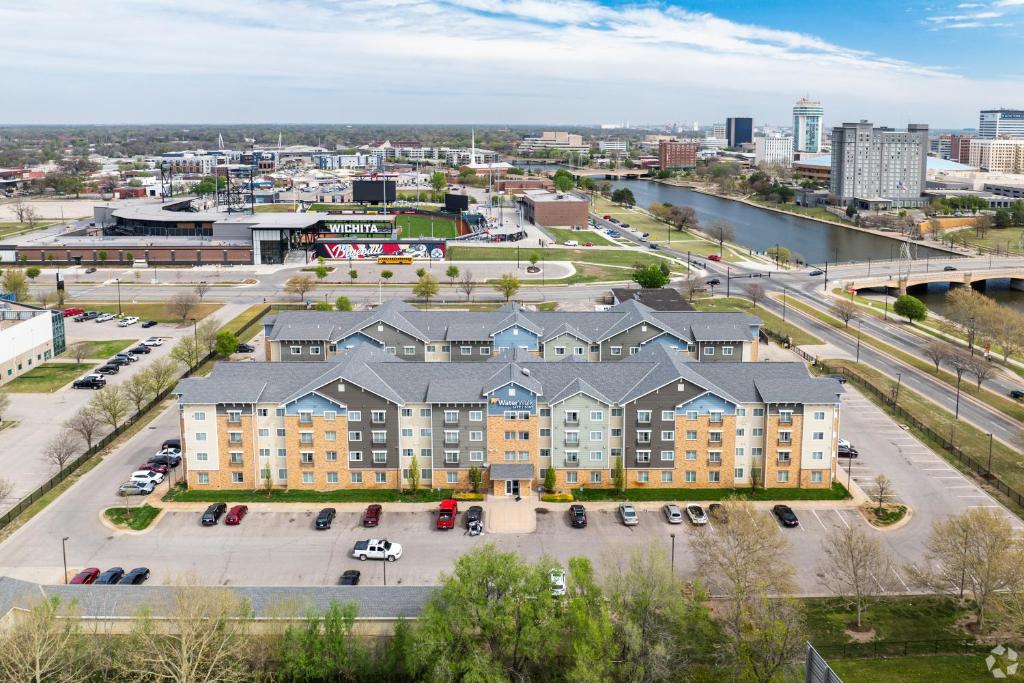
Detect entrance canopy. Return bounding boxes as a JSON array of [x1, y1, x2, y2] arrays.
[[489, 464, 534, 480]]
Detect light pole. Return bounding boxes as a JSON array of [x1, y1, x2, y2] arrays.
[[115, 278, 122, 316], [670, 533, 676, 575], [987, 433, 994, 479], [893, 372, 902, 409], [61, 536, 69, 584], [782, 287, 787, 322], [855, 321, 862, 363], [726, 267, 731, 297], [383, 556, 388, 586]]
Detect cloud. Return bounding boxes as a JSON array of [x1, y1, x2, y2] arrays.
[[0, 0, 1018, 126]]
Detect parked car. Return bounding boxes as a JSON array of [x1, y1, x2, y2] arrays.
[[569, 504, 587, 528], [138, 462, 168, 475], [141, 320, 158, 328], [147, 453, 181, 468], [315, 508, 337, 530], [707, 254, 721, 262], [662, 503, 683, 524], [73, 375, 107, 389], [225, 505, 248, 525], [362, 504, 382, 527], [119, 567, 151, 585], [602, 214, 612, 220], [95, 313, 116, 323], [550, 569, 567, 597], [686, 504, 708, 525], [564, 240, 579, 247], [583, 241, 594, 247], [619, 503, 639, 526], [118, 316, 140, 327], [201, 503, 227, 526], [772, 504, 800, 528], [70, 568, 101, 584], [706, 278, 721, 286], [63, 307, 85, 317], [338, 570, 361, 585], [838, 444, 859, 458], [465, 505, 484, 529], [352, 539, 402, 561], [235, 343, 255, 353], [129, 470, 164, 485], [107, 357, 130, 367], [648, 243, 660, 250], [84, 267, 97, 274], [436, 499, 458, 530], [943, 265, 958, 272], [708, 503, 727, 523], [94, 364, 120, 376], [129, 345, 151, 355], [114, 351, 138, 363], [606, 230, 620, 237], [829, 374, 848, 384], [162, 438, 181, 451], [1010, 389, 1024, 400], [808, 269, 824, 276], [838, 438, 852, 449], [96, 567, 125, 585], [119, 481, 155, 496], [142, 337, 164, 347]]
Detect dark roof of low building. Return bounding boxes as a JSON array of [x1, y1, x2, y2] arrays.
[[489, 463, 535, 480], [610, 288, 694, 311]]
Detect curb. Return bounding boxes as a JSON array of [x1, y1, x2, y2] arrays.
[[98, 504, 167, 536]]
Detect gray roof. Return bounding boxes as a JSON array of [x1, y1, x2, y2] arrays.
[[177, 344, 842, 409], [264, 299, 759, 345], [0, 577, 432, 621], [489, 463, 535, 479]]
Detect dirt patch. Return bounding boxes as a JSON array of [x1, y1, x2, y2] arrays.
[[535, 508, 550, 514], [844, 625, 876, 643]]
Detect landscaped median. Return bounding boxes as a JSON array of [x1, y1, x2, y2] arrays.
[[104, 504, 161, 531]]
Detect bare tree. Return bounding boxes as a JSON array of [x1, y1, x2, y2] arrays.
[[194, 281, 211, 302], [707, 221, 735, 257], [458, 269, 477, 301], [146, 357, 180, 397], [23, 205, 39, 228], [168, 292, 199, 322], [195, 319, 220, 357], [909, 507, 1024, 632], [284, 274, 316, 301], [65, 407, 103, 450], [70, 342, 87, 367], [746, 283, 766, 309], [870, 473, 894, 514], [0, 597, 94, 683], [170, 335, 202, 370], [45, 428, 81, 476], [89, 385, 131, 430], [947, 349, 972, 398], [819, 525, 892, 630], [965, 354, 996, 390], [678, 270, 701, 302], [831, 298, 858, 328], [923, 340, 949, 373], [114, 584, 256, 683], [123, 370, 154, 416], [10, 198, 28, 223]]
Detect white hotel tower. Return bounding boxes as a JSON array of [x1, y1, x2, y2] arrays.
[[793, 97, 824, 154]]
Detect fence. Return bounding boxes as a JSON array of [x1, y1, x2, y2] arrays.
[[0, 305, 272, 532], [804, 643, 843, 683], [813, 638, 982, 660]]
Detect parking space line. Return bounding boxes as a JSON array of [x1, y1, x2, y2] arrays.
[[892, 567, 910, 592], [811, 510, 828, 531], [833, 509, 850, 529]]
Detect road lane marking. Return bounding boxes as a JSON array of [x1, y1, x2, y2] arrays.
[[833, 509, 850, 529], [811, 510, 828, 531]]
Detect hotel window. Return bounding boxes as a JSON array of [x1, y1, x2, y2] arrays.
[[591, 410, 604, 421], [349, 410, 361, 422], [685, 450, 697, 460], [753, 408, 765, 417], [444, 410, 459, 423], [324, 431, 337, 442], [300, 432, 313, 445], [469, 410, 483, 422], [722, 346, 734, 356], [441, 345, 450, 353], [540, 428, 551, 437], [258, 428, 269, 437], [735, 447, 744, 456], [574, 346, 584, 356], [385, 346, 396, 354], [777, 471, 790, 483], [660, 450, 674, 461], [420, 408, 432, 417], [704, 347, 715, 356], [504, 451, 516, 461], [197, 473, 209, 485], [812, 451, 824, 461], [290, 346, 302, 355], [300, 452, 314, 465], [687, 344, 697, 353], [661, 471, 673, 483], [708, 471, 721, 483], [629, 346, 640, 355], [518, 450, 529, 461], [610, 346, 622, 356], [195, 432, 207, 441], [612, 408, 623, 417], [636, 471, 650, 483], [566, 471, 578, 484], [636, 430, 651, 444], [811, 471, 823, 483], [564, 410, 579, 424], [278, 468, 287, 479], [371, 410, 386, 423], [636, 450, 651, 463], [736, 428, 745, 437], [778, 431, 792, 444], [461, 346, 473, 356], [778, 451, 791, 464], [589, 450, 603, 461], [686, 411, 698, 420], [328, 345, 337, 353], [539, 408, 551, 417], [277, 448, 286, 457], [196, 452, 208, 462], [611, 428, 622, 437], [589, 430, 603, 441], [324, 411, 336, 421], [402, 448, 414, 458], [636, 410, 651, 423], [752, 447, 763, 456], [326, 450, 338, 461], [445, 450, 459, 464], [259, 448, 270, 457], [446, 472, 458, 484], [351, 472, 363, 484], [403, 346, 416, 356], [752, 428, 764, 437], [420, 448, 432, 458], [814, 411, 826, 420], [565, 451, 579, 463], [372, 431, 386, 444], [661, 410, 674, 421], [229, 432, 242, 444], [813, 432, 825, 440], [481, 347, 491, 356], [401, 428, 413, 437], [310, 346, 321, 356], [258, 408, 269, 417], [299, 411, 312, 425], [227, 411, 241, 423], [660, 430, 674, 441], [231, 472, 244, 484], [193, 411, 206, 421], [349, 451, 362, 462], [591, 471, 602, 484], [736, 408, 746, 416], [554, 346, 566, 356], [709, 451, 722, 463], [278, 428, 289, 438], [470, 450, 484, 462], [735, 467, 745, 479], [373, 451, 387, 463], [779, 410, 793, 424], [685, 431, 697, 440], [421, 428, 432, 437], [445, 430, 459, 443], [590, 345, 599, 353], [469, 431, 482, 442], [326, 472, 339, 484], [401, 408, 412, 417], [710, 412, 723, 423], [685, 471, 697, 483]]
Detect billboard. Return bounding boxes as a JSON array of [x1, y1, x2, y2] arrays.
[[444, 193, 470, 213], [315, 240, 446, 260], [352, 179, 396, 204], [321, 220, 394, 236]]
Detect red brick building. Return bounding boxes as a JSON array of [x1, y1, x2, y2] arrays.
[[521, 190, 589, 228], [658, 141, 699, 169]]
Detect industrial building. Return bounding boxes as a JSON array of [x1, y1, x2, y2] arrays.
[[519, 190, 589, 228], [0, 301, 65, 387]]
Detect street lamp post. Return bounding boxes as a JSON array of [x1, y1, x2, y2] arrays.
[[893, 372, 902, 409], [383, 556, 387, 587], [115, 278, 122, 316], [782, 287, 787, 322], [726, 267, 731, 297], [61, 536, 69, 584], [855, 321, 862, 363], [670, 533, 676, 575]]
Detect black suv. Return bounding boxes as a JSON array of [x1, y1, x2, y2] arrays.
[[236, 343, 255, 353], [315, 507, 337, 530], [96, 567, 125, 584], [119, 567, 151, 584], [465, 505, 483, 528], [201, 503, 227, 526], [73, 376, 106, 390], [569, 504, 587, 528], [107, 356, 130, 367], [148, 453, 181, 468], [129, 345, 151, 355], [94, 364, 119, 375]]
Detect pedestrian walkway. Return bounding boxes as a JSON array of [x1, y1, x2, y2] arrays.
[[485, 495, 538, 533]]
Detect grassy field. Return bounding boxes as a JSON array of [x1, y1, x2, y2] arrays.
[[69, 302, 222, 324], [692, 296, 823, 346], [804, 596, 968, 647], [570, 482, 848, 502], [545, 226, 614, 246], [449, 245, 678, 270], [163, 485, 453, 504], [65, 339, 136, 359], [746, 198, 848, 225], [947, 225, 1024, 254], [253, 204, 297, 213], [0, 221, 58, 237], [104, 505, 161, 531], [309, 203, 381, 212], [829, 655, 992, 682], [217, 303, 272, 341], [395, 214, 458, 239], [2, 362, 89, 393]]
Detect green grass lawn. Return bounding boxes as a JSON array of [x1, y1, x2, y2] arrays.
[[545, 226, 614, 246], [253, 204, 297, 213], [217, 303, 271, 341], [104, 505, 161, 531], [395, 214, 458, 239], [0, 221, 58, 237], [64, 339, 136, 359], [829, 655, 993, 683], [692, 296, 823, 346], [746, 198, 848, 225], [449, 245, 677, 271], [570, 482, 848, 502], [70, 302, 222, 324], [2, 362, 89, 393], [804, 596, 968, 647], [163, 485, 454, 504], [947, 225, 1024, 254]]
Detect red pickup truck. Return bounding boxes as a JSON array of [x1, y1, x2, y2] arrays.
[[436, 499, 458, 530]]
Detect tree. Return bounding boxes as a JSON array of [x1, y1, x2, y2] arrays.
[[893, 294, 927, 324], [10, 199, 28, 223], [194, 282, 211, 302], [89, 385, 131, 430], [767, 245, 791, 265], [845, 204, 857, 218], [611, 187, 636, 206], [25, 266, 41, 280], [445, 264, 459, 287], [416, 267, 426, 278], [314, 264, 329, 280], [408, 454, 420, 492], [707, 221, 734, 257], [554, 173, 574, 193], [22, 205, 39, 229], [529, 253, 539, 268], [468, 465, 482, 493], [335, 296, 353, 312], [870, 473, 893, 515], [380, 270, 394, 285], [995, 209, 1012, 228], [966, 354, 996, 390], [97, 250, 108, 264], [946, 288, 985, 353], [0, 597, 94, 683], [910, 507, 1024, 631], [65, 407, 102, 450], [115, 584, 255, 683], [746, 283, 766, 308], [196, 319, 220, 357], [313, 301, 332, 311], [458, 270, 476, 300], [413, 273, 440, 308], [831, 298, 858, 328], [168, 292, 199, 322], [493, 273, 521, 301], [284, 275, 316, 301], [171, 335, 202, 370], [1, 268, 29, 301], [348, 269, 358, 285], [215, 331, 240, 358], [612, 452, 625, 494], [678, 270, 701, 302], [123, 371, 154, 416], [632, 264, 669, 289], [923, 339, 949, 373], [276, 601, 367, 683], [45, 428, 81, 476], [733, 595, 807, 683], [146, 357, 179, 396], [430, 171, 447, 193]]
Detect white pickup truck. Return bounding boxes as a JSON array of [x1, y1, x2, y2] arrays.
[[352, 539, 403, 562]]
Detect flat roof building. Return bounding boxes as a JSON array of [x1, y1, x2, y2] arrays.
[[979, 109, 1024, 140], [0, 301, 65, 387], [726, 118, 753, 148], [793, 98, 824, 154], [658, 140, 699, 169], [754, 135, 793, 168], [520, 190, 589, 228], [830, 121, 930, 208]]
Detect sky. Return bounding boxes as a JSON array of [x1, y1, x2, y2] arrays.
[[0, 0, 1022, 128]]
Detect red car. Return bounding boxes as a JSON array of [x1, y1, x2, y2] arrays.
[[583, 242, 593, 247], [602, 214, 611, 220], [63, 307, 85, 317], [225, 505, 248, 525], [139, 463, 168, 475], [70, 567, 100, 584], [436, 499, 458, 530], [362, 504, 382, 527], [707, 254, 721, 262]]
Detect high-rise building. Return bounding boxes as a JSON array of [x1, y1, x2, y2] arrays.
[[725, 118, 753, 148], [967, 139, 1024, 173], [598, 140, 628, 156], [792, 98, 824, 153], [754, 135, 794, 167], [712, 123, 726, 139], [949, 134, 975, 163], [658, 140, 699, 169], [518, 131, 589, 153], [830, 121, 929, 208], [979, 109, 1024, 139]]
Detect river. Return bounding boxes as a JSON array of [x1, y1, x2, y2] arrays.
[[910, 281, 1024, 316]]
